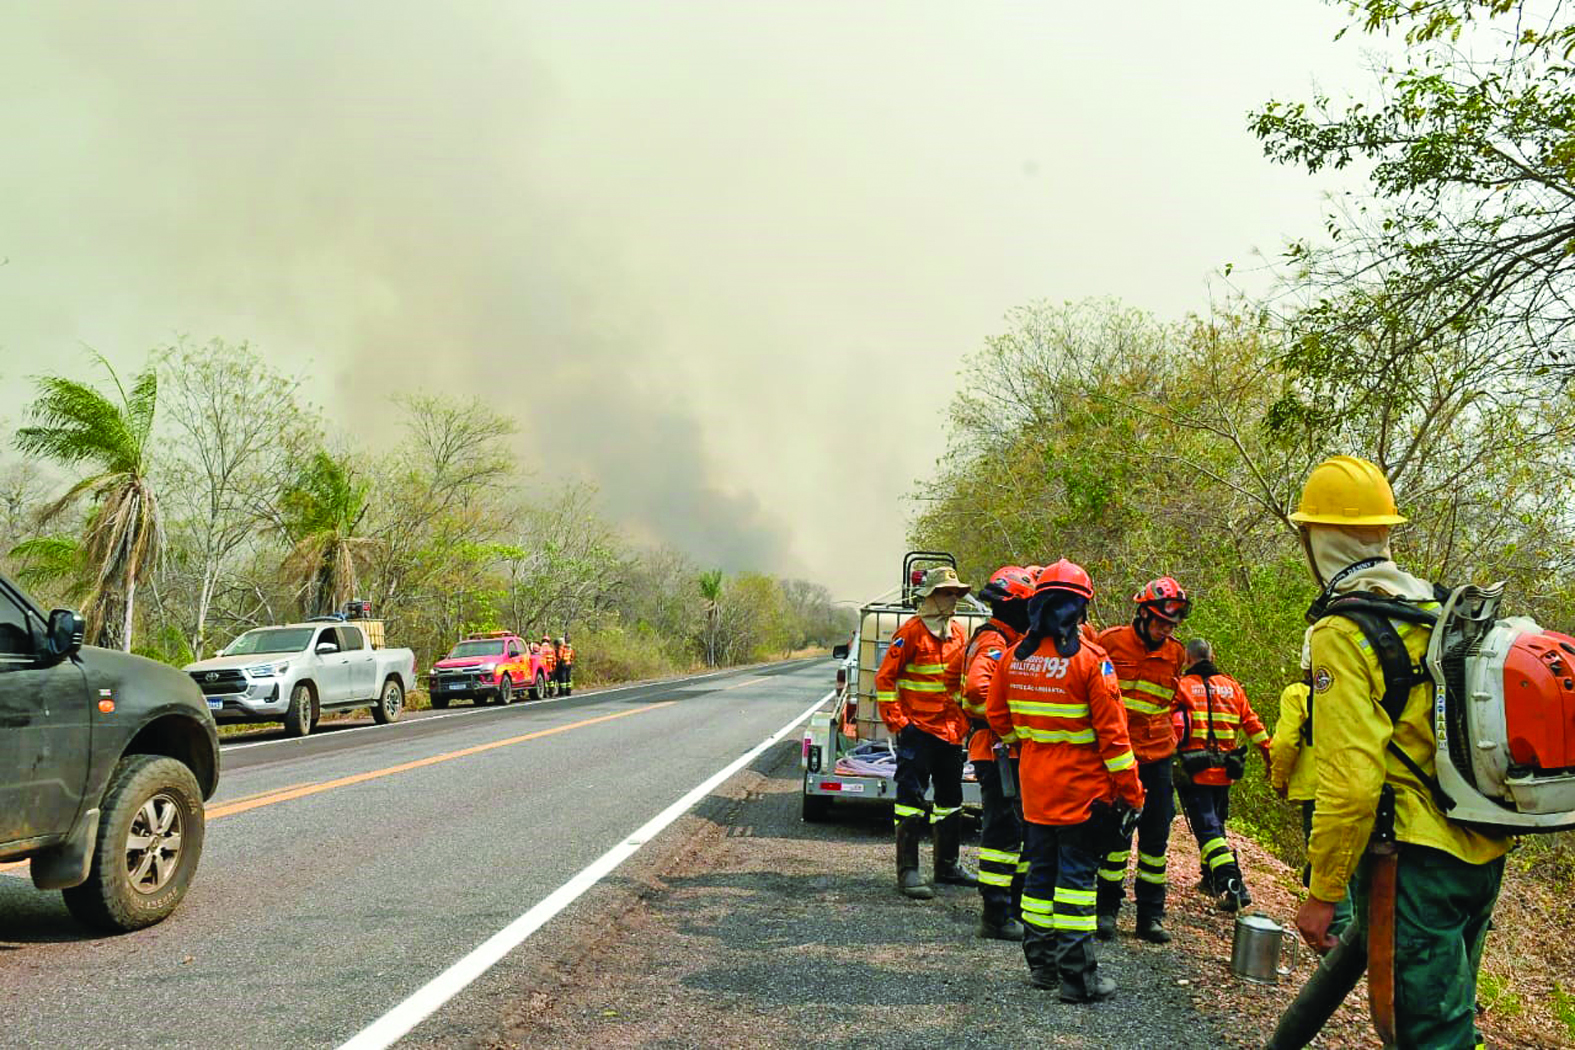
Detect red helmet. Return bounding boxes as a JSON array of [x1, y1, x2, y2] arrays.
[[1134, 576, 1191, 623], [1034, 559, 1094, 600], [979, 565, 1035, 604]]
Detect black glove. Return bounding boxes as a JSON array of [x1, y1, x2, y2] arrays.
[[1115, 800, 1142, 840]]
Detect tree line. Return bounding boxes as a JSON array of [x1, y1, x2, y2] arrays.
[[911, 0, 1575, 894], [1, 340, 853, 683]]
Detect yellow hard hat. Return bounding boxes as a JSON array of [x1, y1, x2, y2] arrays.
[[1288, 455, 1407, 526]]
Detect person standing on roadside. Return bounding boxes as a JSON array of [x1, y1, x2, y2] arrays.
[[1268, 628, 1351, 935], [947, 564, 1036, 940], [1289, 455, 1510, 1048], [1171, 637, 1270, 913], [876, 565, 975, 900], [987, 559, 1144, 1001], [555, 636, 575, 695], [1094, 577, 1190, 944]]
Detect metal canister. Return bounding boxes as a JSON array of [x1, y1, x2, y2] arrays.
[[1230, 913, 1299, 985]]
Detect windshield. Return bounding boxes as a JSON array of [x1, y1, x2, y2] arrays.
[[448, 640, 505, 658], [223, 627, 315, 656]]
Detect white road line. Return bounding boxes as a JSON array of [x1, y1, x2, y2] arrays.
[[219, 663, 774, 752], [336, 688, 834, 1050]]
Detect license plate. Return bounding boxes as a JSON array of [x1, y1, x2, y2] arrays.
[[207, 698, 222, 711], [443, 683, 461, 691]]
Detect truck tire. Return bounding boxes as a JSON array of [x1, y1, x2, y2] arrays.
[[283, 682, 316, 737], [61, 755, 206, 933], [371, 676, 404, 724], [497, 673, 513, 706], [530, 672, 547, 701], [801, 786, 833, 823], [430, 694, 449, 710]]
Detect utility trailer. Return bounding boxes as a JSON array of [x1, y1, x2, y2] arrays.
[[801, 551, 991, 822]]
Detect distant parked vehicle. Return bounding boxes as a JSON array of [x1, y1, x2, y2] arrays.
[[427, 631, 550, 707], [183, 613, 417, 737]]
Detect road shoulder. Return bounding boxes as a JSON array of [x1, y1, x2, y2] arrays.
[[437, 741, 1255, 1050]]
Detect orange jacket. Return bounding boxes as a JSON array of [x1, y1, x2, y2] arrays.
[[1173, 668, 1271, 786], [1095, 625, 1186, 764], [945, 619, 1019, 763], [985, 637, 1144, 825], [539, 644, 556, 673], [875, 617, 969, 744], [560, 644, 575, 666]]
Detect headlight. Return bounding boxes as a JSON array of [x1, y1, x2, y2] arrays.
[[247, 661, 288, 677]]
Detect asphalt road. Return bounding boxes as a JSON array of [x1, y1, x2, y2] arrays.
[[0, 658, 833, 1049]]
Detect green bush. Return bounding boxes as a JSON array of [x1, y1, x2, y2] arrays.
[[573, 623, 690, 687]]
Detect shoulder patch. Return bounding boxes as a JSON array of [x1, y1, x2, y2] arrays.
[[1101, 659, 1114, 676], [987, 648, 1002, 660], [1312, 667, 1334, 693], [891, 638, 904, 650]]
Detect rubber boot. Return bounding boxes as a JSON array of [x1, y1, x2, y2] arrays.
[[932, 812, 977, 887], [1217, 875, 1252, 913], [895, 817, 934, 900], [1095, 913, 1117, 942], [1023, 920, 1058, 989], [979, 898, 1024, 941], [1135, 914, 1172, 944], [1058, 973, 1117, 1003]]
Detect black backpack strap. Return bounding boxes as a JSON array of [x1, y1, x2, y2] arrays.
[[1300, 674, 1314, 747], [1326, 601, 1457, 814]]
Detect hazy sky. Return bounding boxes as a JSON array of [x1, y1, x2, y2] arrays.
[[0, 2, 1372, 600]]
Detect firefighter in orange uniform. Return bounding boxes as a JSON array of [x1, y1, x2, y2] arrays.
[[538, 634, 557, 695], [987, 560, 1144, 1000], [1171, 637, 1270, 912], [1094, 576, 1190, 943], [947, 564, 1036, 940], [556, 636, 574, 695], [875, 566, 974, 900]]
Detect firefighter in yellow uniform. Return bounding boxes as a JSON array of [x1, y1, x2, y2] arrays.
[[1268, 628, 1351, 935], [1288, 456, 1511, 1050]]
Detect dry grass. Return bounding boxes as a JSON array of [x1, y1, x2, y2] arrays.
[[1162, 822, 1575, 1048]]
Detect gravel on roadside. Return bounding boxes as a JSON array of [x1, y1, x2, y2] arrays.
[[460, 741, 1347, 1050]]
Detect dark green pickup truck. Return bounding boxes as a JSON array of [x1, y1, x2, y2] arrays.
[[0, 572, 219, 932]]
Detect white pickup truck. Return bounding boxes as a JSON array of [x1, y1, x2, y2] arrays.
[[183, 620, 417, 737]]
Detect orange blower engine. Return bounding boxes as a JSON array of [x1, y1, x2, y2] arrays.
[[1430, 584, 1575, 833]]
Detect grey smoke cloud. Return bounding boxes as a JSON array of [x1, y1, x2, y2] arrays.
[[0, 1, 1365, 597]]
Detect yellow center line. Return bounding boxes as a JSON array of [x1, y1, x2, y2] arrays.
[[1, 701, 676, 876], [211, 780, 316, 808], [719, 678, 768, 691], [206, 702, 674, 819]]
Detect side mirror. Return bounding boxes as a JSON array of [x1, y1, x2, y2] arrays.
[[315, 642, 339, 655], [45, 609, 86, 663], [831, 644, 850, 660]]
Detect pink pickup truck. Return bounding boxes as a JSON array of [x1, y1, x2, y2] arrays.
[[426, 631, 550, 707]]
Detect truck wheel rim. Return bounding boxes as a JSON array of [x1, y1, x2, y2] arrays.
[[126, 793, 183, 893], [384, 683, 402, 716]]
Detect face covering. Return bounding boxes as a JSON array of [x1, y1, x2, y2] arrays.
[[917, 591, 958, 635], [1016, 591, 1088, 659], [994, 598, 1030, 634], [1301, 524, 1434, 602]]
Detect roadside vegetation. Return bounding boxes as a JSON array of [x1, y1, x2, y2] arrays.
[[913, 2, 1575, 1040], [3, 341, 851, 683]]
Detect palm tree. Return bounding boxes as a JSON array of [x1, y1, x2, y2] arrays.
[[278, 451, 377, 617], [698, 568, 724, 667], [15, 355, 163, 651]]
